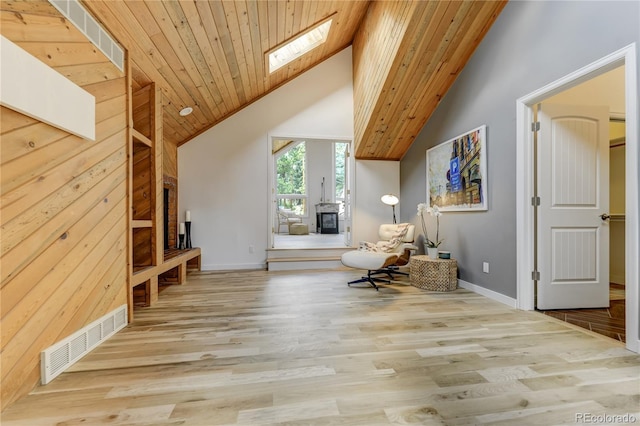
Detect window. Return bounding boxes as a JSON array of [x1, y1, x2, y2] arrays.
[[268, 19, 332, 73], [334, 142, 348, 217], [276, 141, 307, 215]]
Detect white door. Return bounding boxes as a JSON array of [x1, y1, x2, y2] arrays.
[[343, 142, 352, 246], [537, 103, 610, 309]]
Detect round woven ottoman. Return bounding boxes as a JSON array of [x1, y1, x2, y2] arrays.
[[410, 255, 458, 291]]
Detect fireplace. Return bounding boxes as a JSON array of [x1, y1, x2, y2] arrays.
[[163, 188, 169, 249], [163, 176, 177, 250]]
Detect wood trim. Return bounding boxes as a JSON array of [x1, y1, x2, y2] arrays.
[[152, 85, 164, 269], [132, 128, 152, 147], [126, 50, 134, 323], [131, 248, 201, 287], [132, 220, 152, 228]]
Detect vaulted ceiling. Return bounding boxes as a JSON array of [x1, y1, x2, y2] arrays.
[[86, 1, 506, 160]]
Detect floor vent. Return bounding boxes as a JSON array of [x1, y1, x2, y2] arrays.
[[41, 304, 127, 385]]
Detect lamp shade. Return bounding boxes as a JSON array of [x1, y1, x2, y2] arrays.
[[380, 194, 399, 206]]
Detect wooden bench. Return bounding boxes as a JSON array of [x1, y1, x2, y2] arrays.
[[132, 247, 201, 307]]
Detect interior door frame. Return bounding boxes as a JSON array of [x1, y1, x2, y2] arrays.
[[339, 141, 353, 246], [267, 134, 354, 249], [516, 43, 639, 353]]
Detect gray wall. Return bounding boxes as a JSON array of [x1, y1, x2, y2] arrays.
[[400, 1, 640, 298]]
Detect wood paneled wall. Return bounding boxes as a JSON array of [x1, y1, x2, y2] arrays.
[[352, 1, 417, 159], [164, 140, 178, 180], [162, 113, 178, 246], [0, 2, 128, 410], [352, 1, 506, 160]]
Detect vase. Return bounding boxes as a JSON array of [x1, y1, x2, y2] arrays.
[[185, 221, 192, 249], [426, 246, 439, 259]]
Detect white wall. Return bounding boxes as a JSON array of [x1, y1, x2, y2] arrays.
[[353, 160, 400, 245], [179, 48, 358, 270], [305, 141, 336, 231]]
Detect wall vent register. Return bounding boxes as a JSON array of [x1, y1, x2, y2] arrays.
[[41, 305, 127, 385], [49, 0, 124, 71]]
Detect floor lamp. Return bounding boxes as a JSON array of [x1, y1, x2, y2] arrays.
[[381, 194, 399, 224]]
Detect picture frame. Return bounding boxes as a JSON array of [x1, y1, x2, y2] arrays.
[[426, 125, 487, 211]]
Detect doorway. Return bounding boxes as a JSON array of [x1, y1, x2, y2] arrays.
[[268, 136, 353, 250], [538, 112, 626, 342], [516, 44, 639, 353]]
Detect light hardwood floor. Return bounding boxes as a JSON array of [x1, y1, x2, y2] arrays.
[[2, 269, 639, 425]]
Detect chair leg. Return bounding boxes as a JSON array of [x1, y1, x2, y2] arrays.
[[347, 270, 391, 291], [372, 265, 409, 279], [364, 265, 409, 279]]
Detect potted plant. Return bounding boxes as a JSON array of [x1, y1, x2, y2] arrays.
[[417, 203, 443, 259]]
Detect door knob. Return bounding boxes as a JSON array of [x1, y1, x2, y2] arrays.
[[600, 213, 611, 221]]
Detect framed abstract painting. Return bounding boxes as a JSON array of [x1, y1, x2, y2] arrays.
[[426, 125, 487, 211]]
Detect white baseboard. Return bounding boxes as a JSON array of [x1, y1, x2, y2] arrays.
[[458, 279, 517, 309]]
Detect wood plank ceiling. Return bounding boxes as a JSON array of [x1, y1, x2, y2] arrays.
[[85, 1, 506, 160]]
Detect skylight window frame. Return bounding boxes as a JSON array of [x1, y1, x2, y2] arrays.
[[266, 14, 335, 74]]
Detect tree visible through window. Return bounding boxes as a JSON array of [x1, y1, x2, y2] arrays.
[[334, 142, 347, 217], [276, 142, 307, 215], [334, 143, 346, 200]]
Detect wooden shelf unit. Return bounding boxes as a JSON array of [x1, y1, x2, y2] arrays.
[[127, 82, 201, 317], [128, 83, 163, 318], [131, 248, 201, 306], [132, 220, 153, 228], [132, 128, 152, 147]]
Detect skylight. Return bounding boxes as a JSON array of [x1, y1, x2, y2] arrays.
[[268, 19, 332, 73]]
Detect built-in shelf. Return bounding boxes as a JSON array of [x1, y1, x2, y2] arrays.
[[128, 84, 202, 314], [132, 220, 152, 228], [129, 83, 161, 318], [132, 128, 152, 147], [131, 249, 202, 289], [132, 265, 155, 276]]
